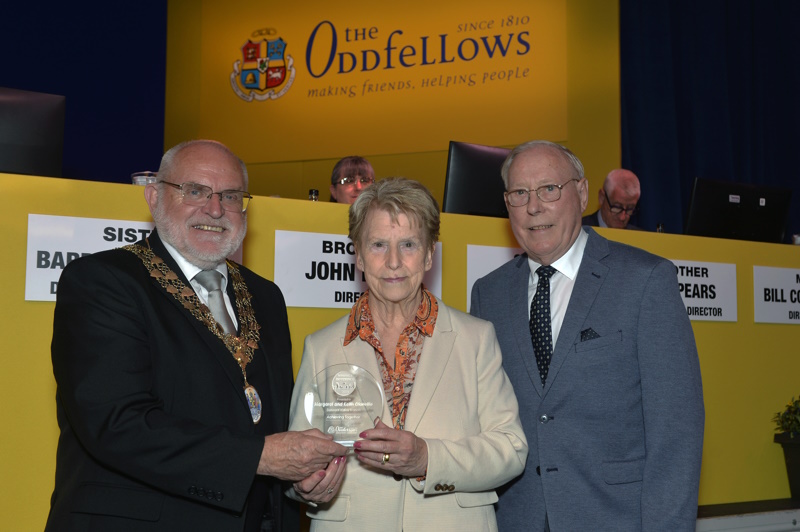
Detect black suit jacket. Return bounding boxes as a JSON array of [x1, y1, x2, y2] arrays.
[[46, 231, 299, 531]]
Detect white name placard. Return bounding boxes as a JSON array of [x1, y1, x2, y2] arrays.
[[274, 230, 442, 309], [25, 214, 155, 302], [466, 244, 524, 313], [753, 266, 800, 324], [671, 260, 738, 322]]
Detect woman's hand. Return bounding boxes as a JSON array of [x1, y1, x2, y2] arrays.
[[292, 455, 347, 504], [353, 418, 428, 478]]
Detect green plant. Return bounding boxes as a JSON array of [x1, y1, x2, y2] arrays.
[[774, 397, 800, 435]]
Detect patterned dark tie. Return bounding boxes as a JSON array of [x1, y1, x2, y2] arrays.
[[529, 265, 556, 386], [194, 270, 236, 335]]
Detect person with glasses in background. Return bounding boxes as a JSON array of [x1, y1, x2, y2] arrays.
[[46, 140, 347, 532], [470, 140, 704, 532], [329, 155, 375, 204], [582, 168, 642, 230]]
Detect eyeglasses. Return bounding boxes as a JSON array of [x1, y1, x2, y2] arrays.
[[602, 189, 638, 215], [337, 175, 374, 186], [505, 178, 580, 207], [160, 181, 252, 213]]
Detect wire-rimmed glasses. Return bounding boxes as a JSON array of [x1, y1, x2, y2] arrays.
[[505, 178, 580, 207], [337, 175, 374, 186], [160, 181, 252, 213]]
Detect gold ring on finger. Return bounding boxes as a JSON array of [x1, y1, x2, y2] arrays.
[[381, 453, 390, 465]]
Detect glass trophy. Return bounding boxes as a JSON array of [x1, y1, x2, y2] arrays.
[[302, 364, 385, 447]]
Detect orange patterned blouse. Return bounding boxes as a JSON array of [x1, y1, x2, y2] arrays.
[[343, 288, 438, 430]]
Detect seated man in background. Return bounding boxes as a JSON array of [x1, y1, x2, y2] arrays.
[[329, 155, 375, 204], [582, 168, 642, 230]]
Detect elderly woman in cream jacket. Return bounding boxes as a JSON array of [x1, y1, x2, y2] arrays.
[[288, 178, 528, 531]]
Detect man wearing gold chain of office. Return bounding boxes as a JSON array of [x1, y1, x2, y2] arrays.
[[47, 140, 347, 532]]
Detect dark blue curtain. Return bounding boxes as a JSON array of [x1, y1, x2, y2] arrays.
[[0, 2, 168, 183], [620, 0, 800, 240]]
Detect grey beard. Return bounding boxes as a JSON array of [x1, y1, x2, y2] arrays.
[[153, 204, 246, 269]]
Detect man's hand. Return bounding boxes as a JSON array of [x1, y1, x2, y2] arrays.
[[257, 429, 347, 481]]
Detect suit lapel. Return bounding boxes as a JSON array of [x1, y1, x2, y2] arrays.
[[256, 335, 283, 435], [147, 232, 251, 412], [403, 302, 456, 433], [545, 230, 609, 394], [226, 274, 240, 336], [509, 256, 545, 397], [339, 300, 458, 431]]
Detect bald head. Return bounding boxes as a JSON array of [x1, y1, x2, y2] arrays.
[[605, 169, 640, 197], [598, 169, 640, 229]]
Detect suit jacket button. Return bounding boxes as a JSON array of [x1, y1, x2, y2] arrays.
[[448, 485, 455, 491], [189, 486, 197, 495], [434, 484, 443, 491], [216, 491, 224, 501], [539, 414, 549, 423], [197, 487, 205, 497]]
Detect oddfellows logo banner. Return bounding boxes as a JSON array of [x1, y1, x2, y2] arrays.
[[195, 0, 567, 162], [231, 32, 296, 101]]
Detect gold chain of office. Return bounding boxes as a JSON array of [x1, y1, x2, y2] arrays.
[[124, 242, 261, 380]]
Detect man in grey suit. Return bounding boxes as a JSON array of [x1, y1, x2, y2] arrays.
[[470, 141, 704, 531]]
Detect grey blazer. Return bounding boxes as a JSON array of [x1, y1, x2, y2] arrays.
[[470, 227, 704, 532]]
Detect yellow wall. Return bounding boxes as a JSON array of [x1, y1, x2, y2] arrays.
[[164, 0, 619, 208], [7, 1, 789, 529], [4, 172, 800, 530]]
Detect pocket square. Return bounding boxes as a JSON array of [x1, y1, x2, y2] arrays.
[[580, 328, 601, 341]]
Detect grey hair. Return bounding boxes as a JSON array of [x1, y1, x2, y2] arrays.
[[158, 140, 249, 188], [349, 177, 440, 250], [500, 140, 584, 189]]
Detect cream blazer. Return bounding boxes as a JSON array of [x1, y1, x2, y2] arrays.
[[288, 298, 528, 532]]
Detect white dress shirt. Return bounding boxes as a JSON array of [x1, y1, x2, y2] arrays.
[[527, 229, 588, 345], [597, 210, 610, 228], [161, 239, 239, 329]]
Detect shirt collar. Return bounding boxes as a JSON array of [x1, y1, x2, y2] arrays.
[[527, 228, 588, 281], [343, 288, 438, 346], [160, 239, 229, 285], [597, 209, 610, 228]]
